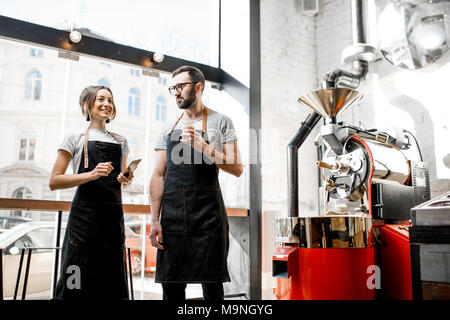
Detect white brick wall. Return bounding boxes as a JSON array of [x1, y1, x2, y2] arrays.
[[260, 0, 319, 298], [261, 0, 450, 213], [314, 0, 450, 196], [261, 0, 319, 218]]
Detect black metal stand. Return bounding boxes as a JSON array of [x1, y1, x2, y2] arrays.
[[22, 248, 32, 300], [0, 249, 3, 301], [52, 211, 63, 297], [14, 248, 32, 300], [127, 247, 134, 300], [13, 248, 26, 300]]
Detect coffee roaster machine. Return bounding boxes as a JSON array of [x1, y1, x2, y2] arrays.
[[271, 0, 437, 300], [272, 87, 430, 300], [272, 85, 433, 300]]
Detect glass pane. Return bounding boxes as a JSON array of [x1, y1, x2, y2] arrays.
[[0, 37, 181, 207], [221, 0, 250, 87], [128, 96, 133, 114], [27, 228, 54, 248], [33, 80, 41, 100], [135, 98, 140, 116], [19, 139, 27, 160], [0, 0, 220, 66], [28, 139, 35, 161], [0, 35, 250, 300], [25, 80, 31, 99], [203, 84, 250, 210]]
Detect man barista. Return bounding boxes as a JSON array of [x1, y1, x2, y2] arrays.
[[149, 65, 243, 300]]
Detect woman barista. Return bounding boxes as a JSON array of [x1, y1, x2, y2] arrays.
[[49, 85, 133, 300]]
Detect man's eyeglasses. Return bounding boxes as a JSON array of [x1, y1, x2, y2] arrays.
[[168, 82, 197, 95]]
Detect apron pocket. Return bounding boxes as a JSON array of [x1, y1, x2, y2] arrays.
[[68, 204, 99, 247], [184, 188, 221, 232], [104, 204, 125, 246], [161, 191, 186, 232]]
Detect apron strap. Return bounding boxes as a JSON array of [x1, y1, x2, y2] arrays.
[[107, 130, 122, 144], [202, 106, 208, 133], [168, 113, 184, 135], [167, 106, 208, 135], [84, 128, 89, 169], [83, 127, 122, 169], [168, 106, 208, 135]]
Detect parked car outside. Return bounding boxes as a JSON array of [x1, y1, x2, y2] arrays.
[[0, 219, 156, 299], [0, 216, 31, 233], [0, 221, 64, 298]]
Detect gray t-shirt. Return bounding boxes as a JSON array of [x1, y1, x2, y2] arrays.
[[59, 128, 129, 174], [155, 109, 237, 151]]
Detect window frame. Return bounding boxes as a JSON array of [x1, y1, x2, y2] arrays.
[[0, 3, 262, 298], [24, 69, 42, 100], [18, 138, 36, 161], [128, 87, 140, 116]]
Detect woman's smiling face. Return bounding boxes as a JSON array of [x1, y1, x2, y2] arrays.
[[89, 88, 115, 122]]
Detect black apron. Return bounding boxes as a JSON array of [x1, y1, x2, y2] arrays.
[[54, 129, 129, 300], [155, 107, 230, 283]]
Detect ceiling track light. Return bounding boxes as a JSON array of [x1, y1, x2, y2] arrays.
[[69, 30, 82, 44], [152, 52, 164, 63], [377, 0, 449, 70]]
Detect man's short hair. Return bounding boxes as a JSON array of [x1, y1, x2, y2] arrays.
[[172, 65, 205, 92]]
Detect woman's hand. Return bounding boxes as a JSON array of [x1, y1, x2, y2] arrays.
[[117, 170, 134, 185], [90, 162, 114, 180]]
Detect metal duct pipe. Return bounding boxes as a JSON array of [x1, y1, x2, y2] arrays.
[[323, 0, 370, 89], [287, 112, 322, 217], [323, 60, 368, 89], [351, 0, 367, 44]]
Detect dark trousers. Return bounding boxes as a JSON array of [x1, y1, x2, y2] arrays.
[[161, 282, 224, 301]]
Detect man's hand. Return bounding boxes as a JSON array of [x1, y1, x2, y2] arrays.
[[150, 220, 164, 250], [180, 129, 207, 153]]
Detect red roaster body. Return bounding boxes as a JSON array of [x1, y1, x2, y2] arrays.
[[378, 224, 412, 300], [274, 134, 415, 300], [274, 247, 376, 300]]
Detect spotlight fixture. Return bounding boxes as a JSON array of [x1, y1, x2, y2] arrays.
[[377, 0, 449, 70], [152, 52, 164, 63], [69, 30, 82, 44]]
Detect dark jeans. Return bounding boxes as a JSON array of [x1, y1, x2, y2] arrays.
[[161, 282, 224, 301]]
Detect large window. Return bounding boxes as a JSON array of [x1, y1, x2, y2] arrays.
[[221, 0, 249, 87], [0, 0, 220, 66], [0, 39, 179, 206], [0, 1, 251, 297]]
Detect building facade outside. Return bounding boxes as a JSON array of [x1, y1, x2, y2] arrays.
[[0, 39, 184, 220]]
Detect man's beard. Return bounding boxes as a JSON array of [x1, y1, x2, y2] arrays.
[[177, 89, 197, 109]]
